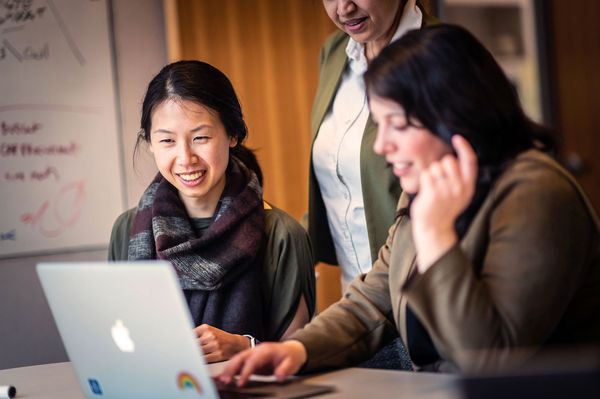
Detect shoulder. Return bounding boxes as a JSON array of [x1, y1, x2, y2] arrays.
[[108, 207, 137, 261], [498, 150, 584, 194], [491, 150, 599, 226], [264, 206, 309, 242], [262, 205, 314, 269], [319, 30, 349, 64], [112, 207, 137, 234], [419, 2, 441, 27]]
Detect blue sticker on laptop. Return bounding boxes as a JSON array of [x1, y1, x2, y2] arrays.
[[88, 378, 103, 395]]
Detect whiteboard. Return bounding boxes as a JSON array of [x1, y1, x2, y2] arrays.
[[0, 0, 125, 258]]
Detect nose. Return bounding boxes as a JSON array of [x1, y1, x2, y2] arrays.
[[337, 0, 356, 16], [373, 123, 392, 155], [177, 142, 197, 165]]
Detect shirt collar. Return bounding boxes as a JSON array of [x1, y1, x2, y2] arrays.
[[345, 0, 423, 72]]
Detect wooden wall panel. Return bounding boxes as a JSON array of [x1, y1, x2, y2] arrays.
[[548, 0, 600, 213], [173, 0, 335, 220]]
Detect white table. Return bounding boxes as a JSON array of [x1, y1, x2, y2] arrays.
[[0, 361, 461, 398]]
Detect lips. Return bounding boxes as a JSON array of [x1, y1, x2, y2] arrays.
[[390, 161, 411, 177], [176, 170, 206, 187], [178, 171, 204, 181], [342, 16, 368, 33], [343, 17, 367, 26]]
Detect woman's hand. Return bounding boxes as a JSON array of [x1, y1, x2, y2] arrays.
[[411, 135, 478, 273], [194, 324, 250, 363], [219, 340, 307, 387]]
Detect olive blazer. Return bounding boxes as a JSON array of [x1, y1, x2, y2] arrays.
[[294, 150, 600, 372], [308, 4, 438, 265]]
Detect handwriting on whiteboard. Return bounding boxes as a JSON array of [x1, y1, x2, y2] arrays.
[[20, 180, 86, 238]]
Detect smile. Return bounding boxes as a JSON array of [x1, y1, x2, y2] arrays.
[[343, 17, 367, 26], [176, 171, 206, 187], [393, 162, 410, 169], [391, 161, 411, 177], [177, 171, 205, 181], [343, 17, 368, 32]]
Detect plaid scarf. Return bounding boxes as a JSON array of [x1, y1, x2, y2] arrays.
[[127, 157, 265, 337]]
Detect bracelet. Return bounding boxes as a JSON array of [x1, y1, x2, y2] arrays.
[[243, 334, 259, 348]]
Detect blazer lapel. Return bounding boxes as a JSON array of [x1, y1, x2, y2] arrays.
[[310, 39, 349, 139], [389, 195, 418, 348]]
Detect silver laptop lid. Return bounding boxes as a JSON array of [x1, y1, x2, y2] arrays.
[[37, 261, 219, 399]]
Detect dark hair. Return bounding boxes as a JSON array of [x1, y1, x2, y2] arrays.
[[135, 60, 262, 186], [364, 24, 556, 236]]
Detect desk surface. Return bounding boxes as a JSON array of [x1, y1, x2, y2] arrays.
[[0, 362, 461, 398]]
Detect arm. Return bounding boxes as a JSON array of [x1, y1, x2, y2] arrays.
[[194, 294, 310, 363], [194, 324, 251, 363], [280, 295, 310, 341], [262, 208, 316, 340], [290, 220, 400, 372], [199, 207, 314, 364], [220, 219, 402, 381], [406, 153, 597, 372]]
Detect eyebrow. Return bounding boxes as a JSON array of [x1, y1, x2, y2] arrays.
[[387, 111, 407, 118], [152, 125, 210, 134]]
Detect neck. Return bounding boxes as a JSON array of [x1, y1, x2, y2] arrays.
[[365, 1, 406, 62], [180, 177, 226, 219]]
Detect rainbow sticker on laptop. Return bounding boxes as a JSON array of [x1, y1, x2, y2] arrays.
[[177, 371, 203, 394]]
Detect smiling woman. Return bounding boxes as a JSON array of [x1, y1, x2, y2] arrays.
[[149, 100, 236, 218], [108, 61, 315, 363]]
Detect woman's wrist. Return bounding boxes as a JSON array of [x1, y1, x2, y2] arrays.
[[282, 339, 308, 368], [242, 334, 259, 349], [413, 226, 457, 273]]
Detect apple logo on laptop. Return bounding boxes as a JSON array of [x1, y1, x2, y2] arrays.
[[111, 319, 135, 353]]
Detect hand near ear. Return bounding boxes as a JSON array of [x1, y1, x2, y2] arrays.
[[411, 135, 478, 273]]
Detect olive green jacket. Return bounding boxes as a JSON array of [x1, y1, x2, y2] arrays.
[[109, 204, 316, 341], [308, 3, 438, 265], [295, 150, 600, 372]]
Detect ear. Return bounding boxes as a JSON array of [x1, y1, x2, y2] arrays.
[[229, 136, 238, 148]]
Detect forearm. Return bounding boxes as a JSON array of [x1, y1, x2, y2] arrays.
[[279, 295, 310, 341], [291, 300, 392, 372], [404, 246, 521, 371], [291, 270, 397, 372]]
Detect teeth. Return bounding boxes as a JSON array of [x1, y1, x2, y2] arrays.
[[178, 171, 204, 181], [394, 162, 410, 169]]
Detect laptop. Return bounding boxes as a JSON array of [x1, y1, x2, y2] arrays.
[[37, 261, 333, 399]]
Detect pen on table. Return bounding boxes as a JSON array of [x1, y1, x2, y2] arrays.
[[0, 385, 16, 399]]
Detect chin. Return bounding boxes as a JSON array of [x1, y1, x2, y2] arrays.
[[400, 182, 418, 195]]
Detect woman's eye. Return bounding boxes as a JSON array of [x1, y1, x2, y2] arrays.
[[159, 138, 174, 144], [393, 123, 411, 132], [194, 136, 209, 142]]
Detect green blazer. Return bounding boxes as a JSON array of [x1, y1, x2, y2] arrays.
[[108, 204, 316, 341], [308, 4, 438, 265], [295, 150, 600, 372]]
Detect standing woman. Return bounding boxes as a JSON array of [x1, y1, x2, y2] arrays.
[[310, 0, 437, 369], [310, 0, 437, 291], [109, 61, 315, 363]]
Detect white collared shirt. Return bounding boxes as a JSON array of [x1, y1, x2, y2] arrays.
[[312, 0, 422, 292]]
